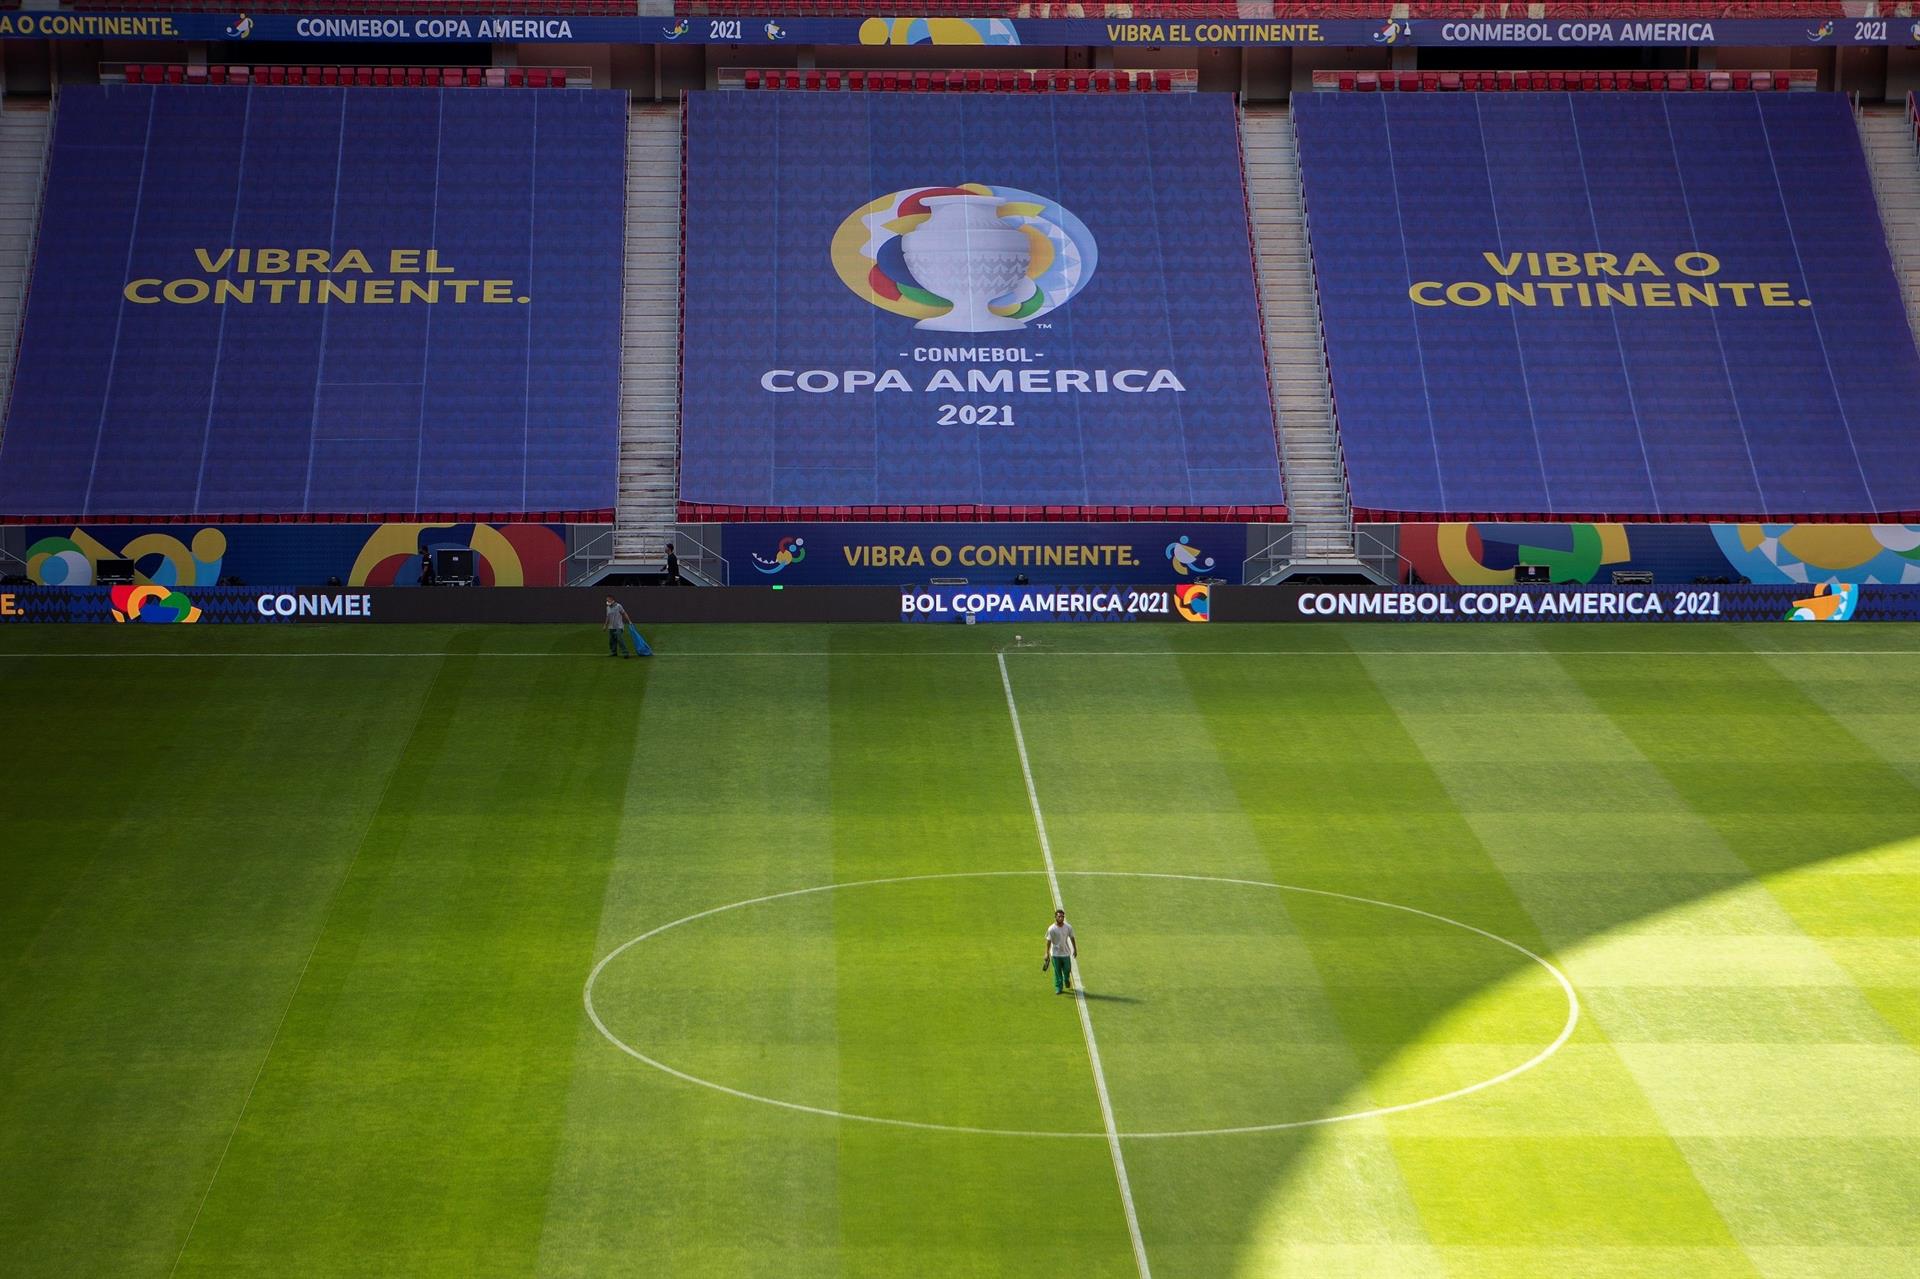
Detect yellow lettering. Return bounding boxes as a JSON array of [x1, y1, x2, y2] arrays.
[[1760, 282, 1795, 306], [1622, 252, 1662, 276], [318, 280, 357, 303], [214, 278, 255, 304], [1677, 282, 1716, 307], [1597, 283, 1637, 307], [1409, 281, 1445, 306], [1544, 252, 1580, 277], [1483, 251, 1524, 277], [163, 278, 209, 303], [1447, 281, 1492, 307], [256, 249, 290, 274], [1675, 251, 1720, 277], [362, 279, 393, 304], [1494, 282, 1536, 307], [335, 249, 372, 274], [124, 279, 161, 303], [399, 280, 438, 303], [295, 248, 328, 274], [389, 249, 420, 274], [425, 249, 455, 274], [483, 279, 514, 303], [1641, 282, 1674, 307], [1584, 252, 1620, 277], [194, 248, 234, 273]]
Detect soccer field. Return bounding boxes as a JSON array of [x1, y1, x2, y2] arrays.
[[2, 622, 1916, 1278]]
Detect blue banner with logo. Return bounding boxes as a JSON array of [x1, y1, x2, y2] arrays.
[[720, 522, 1242, 585], [680, 94, 1281, 513], [1, 13, 1912, 47]]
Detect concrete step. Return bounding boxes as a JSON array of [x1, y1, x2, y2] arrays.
[[0, 107, 48, 449], [617, 104, 686, 545], [1244, 104, 1352, 549]]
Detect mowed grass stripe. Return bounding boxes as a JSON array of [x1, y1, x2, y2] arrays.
[[535, 656, 849, 1277], [169, 649, 649, 1275], [1004, 651, 1445, 1278], [1549, 652, 1920, 1266], [1358, 652, 1768, 1264], [824, 650, 1138, 1278], [0, 654, 436, 1276], [1175, 648, 1582, 1274]]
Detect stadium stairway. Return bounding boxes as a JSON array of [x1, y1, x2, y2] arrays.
[[613, 100, 687, 578], [1240, 106, 1386, 583], [1858, 102, 1920, 352], [0, 99, 50, 450]]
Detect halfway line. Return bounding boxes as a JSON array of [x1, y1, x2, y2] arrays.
[[997, 651, 1152, 1279]]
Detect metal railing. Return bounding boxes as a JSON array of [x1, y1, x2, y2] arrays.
[[1241, 526, 1292, 584], [1241, 524, 1405, 584], [1354, 526, 1403, 582], [562, 526, 615, 585], [674, 523, 728, 586]]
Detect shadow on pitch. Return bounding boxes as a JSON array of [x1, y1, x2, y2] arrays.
[[1075, 990, 1143, 1004]]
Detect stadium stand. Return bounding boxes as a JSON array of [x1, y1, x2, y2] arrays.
[[114, 65, 584, 89], [0, 86, 625, 522], [1316, 70, 1820, 93], [726, 69, 1190, 93], [678, 92, 1285, 521], [1292, 92, 1920, 521]]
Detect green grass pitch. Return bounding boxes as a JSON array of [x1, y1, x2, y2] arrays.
[[2, 621, 1916, 1278]]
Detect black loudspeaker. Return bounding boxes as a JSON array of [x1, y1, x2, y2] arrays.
[[1612, 569, 1655, 585], [1514, 563, 1551, 584], [96, 557, 136, 584], [432, 548, 477, 586]]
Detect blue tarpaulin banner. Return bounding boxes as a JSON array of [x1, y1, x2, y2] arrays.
[[721, 522, 1244, 585], [680, 93, 1282, 512], [0, 85, 624, 519]]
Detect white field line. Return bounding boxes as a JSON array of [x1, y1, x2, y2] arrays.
[[997, 652, 1153, 1279], [3, 649, 1916, 660]]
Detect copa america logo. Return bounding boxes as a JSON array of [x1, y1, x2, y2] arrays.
[[831, 184, 1097, 332]]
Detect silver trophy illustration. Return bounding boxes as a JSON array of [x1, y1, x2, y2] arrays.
[[901, 195, 1031, 332]]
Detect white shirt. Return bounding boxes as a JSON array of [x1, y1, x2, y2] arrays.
[[1046, 922, 1076, 957]]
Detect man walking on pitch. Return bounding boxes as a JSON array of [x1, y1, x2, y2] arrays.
[[1043, 908, 1077, 995], [603, 595, 651, 658]]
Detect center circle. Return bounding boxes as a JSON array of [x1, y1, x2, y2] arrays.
[[584, 871, 1579, 1139]]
